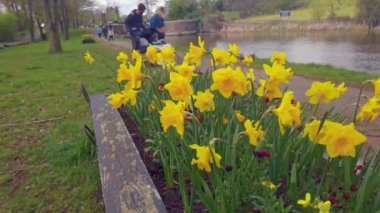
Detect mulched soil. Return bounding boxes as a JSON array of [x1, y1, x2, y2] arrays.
[[119, 108, 204, 213]]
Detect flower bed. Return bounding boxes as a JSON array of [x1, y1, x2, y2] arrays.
[[82, 34, 95, 44], [86, 39, 380, 212]]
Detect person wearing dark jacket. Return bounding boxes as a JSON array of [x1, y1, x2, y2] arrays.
[[125, 3, 146, 50]]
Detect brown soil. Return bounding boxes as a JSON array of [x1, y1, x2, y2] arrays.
[[118, 108, 205, 213]]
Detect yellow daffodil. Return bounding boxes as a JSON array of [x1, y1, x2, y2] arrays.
[[84, 51, 94, 64], [146, 45, 158, 64], [210, 67, 237, 98], [244, 120, 265, 146], [357, 97, 380, 122], [273, 91, 302, 134], [228, 43, 240, 56], [256, 79, 266, 97], [319, 122, 366, 158], [297, 193, 311, 208], [263, 63, 293, 86], [222, 117, 229, 125], [185, 36, 206, 66], [164, 72, 193, 102], [131, 49, 142, 61], [242, 55, 253, 66], [304, 119, 324, 143], [317, 201, 331, 213], [337, 82, 347, 96], [123, 83, 138, 106], [175, 62, 196, 82], [229, 54, 238, 65], [261, 181, 276, 190], [107, 84, 138, 109], [246, 69, 255, 81], [372, 78, 380, 98], [305, 81, 346, 104], [160, 45, 176, 64], [148, 101, 156, 112], [127, 57, 144, 89], [235, 110, 246, 122], [270, 51, 286, 65], [234, 67, 250, 95], [117, 63, 130, 83], [189, 144, 221, 173], [107, 92, 124, 108], [159, 100, 186, 137], [116, 51, 128, 64], [193, 89, 215, 112], [211, 48, 230, 67]]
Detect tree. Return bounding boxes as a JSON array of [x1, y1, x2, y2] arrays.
[[167, 0, 198, 20], [26, 0, 35, 41], [144, 0, 159, 18], [67, 0, 93, 28], [43, 0, 62, 53], [60, 0, 69, 40], [358, 0, 380, 33]]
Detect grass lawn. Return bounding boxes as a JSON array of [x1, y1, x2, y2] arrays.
[[244, 0, 358, 22], [254, 58, 379, 87], [0, 30, 123, 211]]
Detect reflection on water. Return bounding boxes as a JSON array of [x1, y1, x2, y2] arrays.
[[166, 31, 380, 74]]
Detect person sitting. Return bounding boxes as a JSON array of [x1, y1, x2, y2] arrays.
[[149, 6, 166, 40], [125, 3, 146, 50]]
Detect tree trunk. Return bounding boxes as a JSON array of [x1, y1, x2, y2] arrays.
[[27, 0, 35, 42], [43, 0, 62, 53], [60, 0, 69, 40]]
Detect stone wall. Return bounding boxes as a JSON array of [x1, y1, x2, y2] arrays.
[[165, 20, 198, 36]]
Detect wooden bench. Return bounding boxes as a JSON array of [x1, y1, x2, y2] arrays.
[[90, 94, 167, 213]]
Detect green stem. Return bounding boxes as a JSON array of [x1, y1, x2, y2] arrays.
[[344, 158, 351, 192], [353, 82, 367, 124], [317, 157, 330, 195], [314, 101, 320, 116]]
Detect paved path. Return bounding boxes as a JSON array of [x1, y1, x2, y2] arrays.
[[108, 39, 380, 147], [0, 33, 40, 49]]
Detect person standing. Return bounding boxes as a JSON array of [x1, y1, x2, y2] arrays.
[[107, 24, 114, 41], [95, 25, 102, 38], [149, 6, 166, 40], [125, 3, 146, 50]]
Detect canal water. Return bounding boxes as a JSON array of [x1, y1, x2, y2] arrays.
[[166, 31, 380, 74]]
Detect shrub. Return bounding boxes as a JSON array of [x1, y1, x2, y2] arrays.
[[0, 12, 17, 42]]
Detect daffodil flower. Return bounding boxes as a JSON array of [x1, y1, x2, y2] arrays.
[[193, 89, 215, 112], [317, 201, 331, 213], [116, 51, 128, 64], [244, 120, 265, 146], [84, 51, 94, 64], [159, 100, 186, 137], [164, 72, 193, 102], [189, 144, 221, 173], [297, 193, 311, 208]]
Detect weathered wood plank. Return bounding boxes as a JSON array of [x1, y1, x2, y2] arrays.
[[90, 94, 167, 213]]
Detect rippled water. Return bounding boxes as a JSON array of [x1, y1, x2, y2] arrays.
[[166, 31, 380, 74]]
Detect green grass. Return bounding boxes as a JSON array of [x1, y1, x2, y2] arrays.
[[254, 58, 379, 87], [222, 11, 241, 20], [0, 29, 123, 211], [245, 0, 358, 22]]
